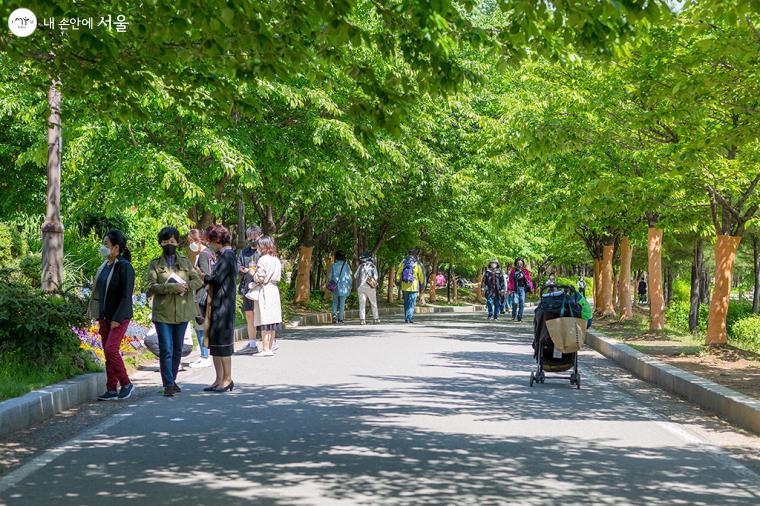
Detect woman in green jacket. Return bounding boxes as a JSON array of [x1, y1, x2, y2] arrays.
[[147, 227, 202, 397]]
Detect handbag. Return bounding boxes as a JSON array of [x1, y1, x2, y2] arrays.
[[246, 260, 276, 301], [367, 277, 378, 289], [328, 262, 346, 292], [545, 317, 587, 354]]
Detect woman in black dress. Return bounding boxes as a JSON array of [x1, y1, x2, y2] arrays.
[[200, 224, 236, 392]]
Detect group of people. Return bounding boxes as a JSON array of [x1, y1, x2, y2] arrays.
[[88, 224, 284, 400], [327, 248, 426, 325], [481, 258, 534, 322]]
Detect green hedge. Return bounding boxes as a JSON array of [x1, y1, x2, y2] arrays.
[[730, 315, 760, 354]]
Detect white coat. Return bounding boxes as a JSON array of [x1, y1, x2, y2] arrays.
[[251, 254, 283, 326]]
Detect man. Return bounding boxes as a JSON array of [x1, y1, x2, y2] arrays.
[[577, 275, 587, 296], [482, 259, 506, 320], [396, 249, 426, 324], [237, 225, 262, 355]]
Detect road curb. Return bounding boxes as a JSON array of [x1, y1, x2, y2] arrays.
[[0, 372, 105, 437], [586, 329, 760, 435]]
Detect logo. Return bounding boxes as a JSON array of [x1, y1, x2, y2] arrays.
[[8, 8, 37, 37]]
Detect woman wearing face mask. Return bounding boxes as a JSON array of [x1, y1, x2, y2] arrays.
[[199, 224, 237, 392], [237, 224, 262, 355], [87, 230, 137, 401], [146, 227, 202, 397], [187, 229, 215, 368]]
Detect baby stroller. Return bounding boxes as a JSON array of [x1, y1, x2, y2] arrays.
[[530, 284, 583, 389]]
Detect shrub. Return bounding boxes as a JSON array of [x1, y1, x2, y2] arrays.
[[0, 222, 12, 268], [0, 276, 88, 366], [730, 315, 760, 354], [18, 253, 42, 287]]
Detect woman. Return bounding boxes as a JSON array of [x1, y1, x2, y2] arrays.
[[200, 224, 236, 392], [147, 227, 202, 396], [237, 225, 262, 355], [188, 229, 215, 368], [328, 250, 353, 324], [247, 236, 283, 356], [507, 258, 534, 322], [88, 230, 136, 401], [355, 251, 380, 325]]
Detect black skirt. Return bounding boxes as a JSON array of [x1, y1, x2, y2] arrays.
[[256, 322, 282, 332]]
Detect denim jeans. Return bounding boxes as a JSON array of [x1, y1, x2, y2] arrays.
[[511, 287, 526, 320], [195, 327, 209, 358], [486, 294, 502, 319], [154, 321, 188, 387], [403, 291, 418, 322], [332, 295, 347, 321], [499, 293, 507, 313]]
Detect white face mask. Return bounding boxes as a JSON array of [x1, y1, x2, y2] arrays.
[[189, 242, 199, 252], [99, 245, 111, 258]]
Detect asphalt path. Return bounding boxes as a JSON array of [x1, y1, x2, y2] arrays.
[[1, 312, 758, 505]]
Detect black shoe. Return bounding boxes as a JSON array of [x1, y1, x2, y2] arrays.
[[172, 384, 181, 394], [203, 384, 218, 392], [117, 384, 134, 400], [517, 318, 522, 322], [211, 382, 234, 393], [163, 387, 174, 397], [332, 315, 337, 324], [97, 390, 119, 401]]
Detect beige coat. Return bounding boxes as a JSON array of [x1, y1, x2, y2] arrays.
[[251, 254, 283, 326]]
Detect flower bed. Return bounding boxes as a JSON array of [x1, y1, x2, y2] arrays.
[[72, 323, 148, 365]]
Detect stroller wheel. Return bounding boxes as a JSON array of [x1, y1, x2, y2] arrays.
[[530, 373, 534, 387]]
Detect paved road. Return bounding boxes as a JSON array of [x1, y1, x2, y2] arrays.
[[1, 313, 759, 505]]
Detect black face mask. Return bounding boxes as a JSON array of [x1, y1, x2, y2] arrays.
[[162, 244, 177, 256], [250, 239, 259, 247]]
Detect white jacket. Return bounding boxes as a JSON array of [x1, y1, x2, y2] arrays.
[[251, 254, 283, 326]]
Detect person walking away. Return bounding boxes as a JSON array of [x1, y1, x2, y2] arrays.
[[396, 249, 426, 324], [638, 277, 647, 304], [187, 229, 215, 368], [88, 230, 136, 401], [237, 225, 262, 355], [482, 259, 505, 320], [507, 258, 534, 322], [328, 251, 353, 324], [199, 225, 236, 392], [577, 275, 587, 297], [355, 251, 380, 325], [147, 227, 202, 396], [246, 236, 283, 356]]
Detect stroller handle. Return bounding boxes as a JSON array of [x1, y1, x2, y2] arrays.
[[540, 284, 577, 297]]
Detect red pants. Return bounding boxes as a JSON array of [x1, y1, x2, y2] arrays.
[[98, 319, 132, 391]]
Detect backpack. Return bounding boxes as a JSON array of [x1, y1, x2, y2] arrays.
[[401, 259, 416, 283]]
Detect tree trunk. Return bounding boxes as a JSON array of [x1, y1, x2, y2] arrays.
[[664, 265, 673, 307], [753, 235, 759, 314], [592, 259, 602, 313], [294, 218, 315, 303], [294, 246, 313, 303], [706, 235, 742, 345], [599, 243, 616, 316], [236, 191, 246, 248], [452, 271, 458, 304], [387, 266, 396, 303], [41, 78, 64, 293], [324, 256, 334, 301], [648, 227, 665, 331], [689, 238, 703, 332], [619, 236, 633, 320], [429, 257, 438, 303], [476, 269, 484, 303]]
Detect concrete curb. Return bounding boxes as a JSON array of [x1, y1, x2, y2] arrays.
[[586, 329, 760, 435], [0, 372, 105, 437]]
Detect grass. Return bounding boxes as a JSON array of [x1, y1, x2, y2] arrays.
[[0, 352, 101, 402]]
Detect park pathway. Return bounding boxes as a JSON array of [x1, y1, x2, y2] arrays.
[[1, 313, 759, 505]]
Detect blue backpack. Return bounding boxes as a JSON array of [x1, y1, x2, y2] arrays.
[[401, 259, 416, 283]]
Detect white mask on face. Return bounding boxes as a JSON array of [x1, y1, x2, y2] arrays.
[[189, 242, 200, 252], [99, 245, 111, 258]]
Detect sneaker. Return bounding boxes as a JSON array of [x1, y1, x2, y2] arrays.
[[360, 320, 366, 325], [97, 390, 119, 401], [332, 315, 337, 324], [260, 350, 274, 357], [117, 383, 135, 400], [178, 363, 185, 372], [189, 357, 212, 368], [172, 384, 182, 393], [163, 387, 174, 397], [237, 344, 259, 355], [338, 320, 345, 325], [487, 316, 492, 320], [373, 319, 381, 324]]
